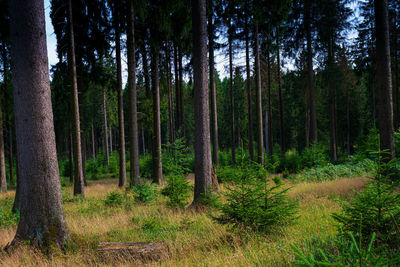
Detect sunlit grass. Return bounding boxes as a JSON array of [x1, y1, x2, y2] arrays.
[[0, 175, 367, 266]]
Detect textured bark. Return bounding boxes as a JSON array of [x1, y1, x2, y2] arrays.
[[127, 0, 140, 186], [208, 11, 219, 166], [229, 20, 236, 165], [12, 147, 20, 213], [374, 0, 395, 159], [245, 12, 254, 162], [0, 92, 6, 193], [305, 0, 317, 144], [254, 23, 264, 165], [276, 29, 285, 153], [166, 43, 175, 144], [68, 0, 84, 196], [328, 36, 337, 162], [266, 48, 273, 155], [174, 44, 181, 132], [178, 48, 185, 137], [192, 0, 212, 203], [141, 41, 151, 99], [115, 0, 126, 187], [103, 87, 110, 165], [8, 0, 68, 247], [151, 51, 163, 184], [69, 132, 74, 183], [8, 123, 14, 185]]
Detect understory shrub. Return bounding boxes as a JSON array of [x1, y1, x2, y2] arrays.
[[104, 191, 125, 206], [216, 166, 297, 232], [131, 183, 159, 203], [0, 208, 19, 227], [161, 175, 192, 207]]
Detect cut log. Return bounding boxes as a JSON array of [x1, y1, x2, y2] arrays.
[[97, 242, 170, 263]]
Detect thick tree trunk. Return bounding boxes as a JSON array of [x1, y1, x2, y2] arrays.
[[305, 0, 317, 144], [375, 0, 395, 159], [8, 0, 68, 247], [229, 20, 236, 165], [208, 12, 219, 166], [192, 0, 212, 203], [115, 3, 127, 187], [12, 147, 20, 213], [127, 0, 140, 186], [254, 23, 264, 165], [0, 93, 6, 193], [151, 51, 162, 184], [245, 14, 254, 162], [67, 0, 84, 196], [276, 29, 285, 153], [102, 88, 110, 165], [166, 43, 175, 144]]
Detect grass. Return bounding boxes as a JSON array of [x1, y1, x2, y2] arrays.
[[0, 176, 367, 266]]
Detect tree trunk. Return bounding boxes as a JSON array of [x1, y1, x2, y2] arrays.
[[254, 23, 264, 165], [174, 44, 181, 134], [115, 5, 127, 186], [178, 48, 185, 137], [276, 29, 285, 153], [166, 43, 175, 144], [151, 50, 163, 185], [208, 10, 219, 166], [347, 93, 351, 154], [67, 0, 84, 196], [0, 91, 6, 193], [305, 0, 317, 144], [267, 47, 273, 155], [91, 124, 96, 160], [12, 146, 20, 213], [8, 0, 68, 247], [192, 0, 212, 204], [109, 126, 113, 155], [374, 0, 395, 159], [229, 20, 236, 165], [245, 11, 254, 162], [69, 132, 74, 183], [8, 123, 14, 185], [127, 0, 140, 186], [328, 36, 337, 162], [103, 87, 110, 165]]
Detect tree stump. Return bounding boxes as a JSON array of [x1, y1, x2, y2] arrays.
[[97, 242, 170, 263]]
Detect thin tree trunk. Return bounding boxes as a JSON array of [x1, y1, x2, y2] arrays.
[[8, 0, 68, 247], [0, 92, 6, 193], [68, 0, 84, 196], [127, 0, 140, 186], [276, 28, 285, 153], [8, 123, 14, 185], [69, 132, 74, 183], [254, 23, 264, 165], [267, 47, 273, 155], [141, 125, 145, 156], [229, 19, 236, 165], [208, 12, 219, 166], [174, 44, 181, 133], [245, 10, 254, 161], [166, 43, 175, 144], [192, 0, 212, 203], [328, 36, 337, 162], [91, 124, 96, 160], [347, 94, 351, 154], [109, 126, 113, 154], [103, 87, 110, 165], [178, 48, 185, 137], [375, 0, 395, 160], [305, 0, 317, 144], [151, 50, 162, 184], [115, 4, 127, 186]]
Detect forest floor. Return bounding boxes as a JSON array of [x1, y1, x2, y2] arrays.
[[0, 176, 367, 266]]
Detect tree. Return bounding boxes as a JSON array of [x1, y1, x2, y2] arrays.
[[254, 22, 264, 165], [192, 0, 212, 203], [68, 0, 85, 196], [127, 0, 140, 186], [0, 83, 6, 193], [375, 0, 395, 160], [8, 0, 68, 248]]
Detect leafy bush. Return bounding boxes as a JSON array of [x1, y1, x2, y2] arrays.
[[132, 183, 158, 203], [216, 167, 297, 232], [332, 151, 400, 248], [301, 144, 328, 169], [0, 208, 19, 227], [216, 166, 243, 183], [291, 232, 400, 266], [104, 191, 124, 206], [279, 149, 302, 173], [161, 175, 192, 208]]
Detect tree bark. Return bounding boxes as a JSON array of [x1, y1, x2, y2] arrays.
[[0, 90, 6, 193], [267, 47, 273, 155], [254, 23, 264, 165], [67, 0, 84, 196], [8, 123, 14, 185], [174, 44, 181, 133], [103, 87, 110, 165], [91, 123, 96, 160], [178, 48, 185, 137], [229, 19, 236, 165], [192, 0, 212, 203], [305, 0, 317, 144], [127, 0, 140, 186], [276, 28, 285, 153], [69, 132, 74, 183], [151, 50, 163, 184], [374, 0, 395, 159], [115, 2, 127, 187], [245, 9, 254, 162], [166, 43, 175, 144], [8, 0, 68, 247], [328, 36, 337, 162], [208, 10, 219, 166]]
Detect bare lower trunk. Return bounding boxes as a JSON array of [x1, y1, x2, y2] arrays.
[[192, 0, 212, 203], [347, 95, 351, 154], [151, 51, 163, 184], [254, 23, 264, 165], [245, 14, 254, 161], [91, 124, 96, 160], [277, 29, 285, 153], [229, 21, 236, 165], [0, 95, 7, 193], [174, 44, 181, 133], [178, 48, 185, 137], [103, 88, 110, 165], [109, 126, 113, 155], [127, 0, 140, 186], [8, 123, 14, 185], [267, 48, 273, 155], [68, 0, 84, 196], [166, 43, 175, 144], [328, 36, 337, 162], [9, 0, 68, 247]]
